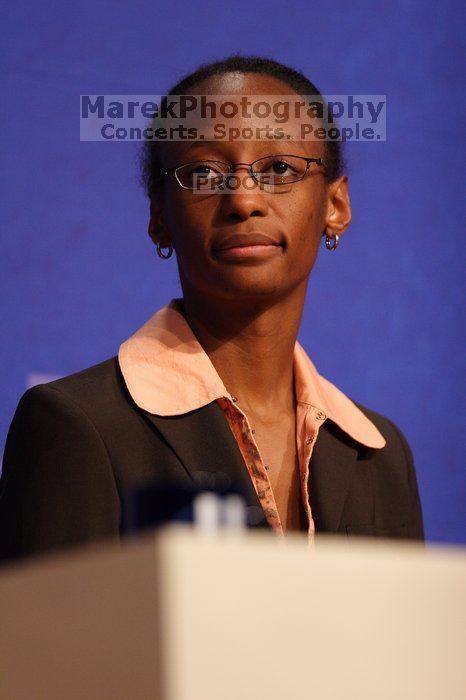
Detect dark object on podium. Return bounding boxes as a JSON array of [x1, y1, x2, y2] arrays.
[[121, 475, 267, 536]]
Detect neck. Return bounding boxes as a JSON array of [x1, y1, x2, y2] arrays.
[[179, 284, 308, 420]]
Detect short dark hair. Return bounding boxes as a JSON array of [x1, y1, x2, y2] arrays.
[[140, 54, 346, 196]]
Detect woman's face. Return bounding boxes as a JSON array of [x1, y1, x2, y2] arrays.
[[149, 72, 351, 305]]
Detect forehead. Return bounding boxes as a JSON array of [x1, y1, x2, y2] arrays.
[[186, 71, 296, 96], [157, 71, 325, 165]]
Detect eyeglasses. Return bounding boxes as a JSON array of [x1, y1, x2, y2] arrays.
[[159, 154, 325, 192]]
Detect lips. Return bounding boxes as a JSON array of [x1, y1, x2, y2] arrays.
[[213, 232, 281, 251]]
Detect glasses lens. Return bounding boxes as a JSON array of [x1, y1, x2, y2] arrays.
[[252, 155, 309, 186], [176, 161, 229, 190]]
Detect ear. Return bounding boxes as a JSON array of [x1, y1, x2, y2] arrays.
[[148, 192, 172, 249], [324, 175, 352, 237]]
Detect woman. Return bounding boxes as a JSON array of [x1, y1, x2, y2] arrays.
[[0, 55, 424, 562]]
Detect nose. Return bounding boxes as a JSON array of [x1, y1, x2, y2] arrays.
[[219, 164, 269, 221]]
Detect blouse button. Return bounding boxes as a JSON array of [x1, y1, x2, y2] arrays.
[[315, 411, 326, 421]]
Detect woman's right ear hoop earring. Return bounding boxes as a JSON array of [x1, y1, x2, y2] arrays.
[[156, 241, 174, 259], [325, 233, 340, 251]]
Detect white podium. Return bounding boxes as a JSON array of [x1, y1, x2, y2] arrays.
[[0, 527, 465, 699]]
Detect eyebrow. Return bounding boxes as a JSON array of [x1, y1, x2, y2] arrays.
[[173, 136, 309, 160]]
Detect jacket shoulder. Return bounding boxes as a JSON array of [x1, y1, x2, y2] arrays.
[[35, 355, 137, 418], [46, 355, 122, 396], [3, 356, 137, 453], [0, 358, 122, 562], [350, 398, 412, 454], [347, 398, 424, 541]]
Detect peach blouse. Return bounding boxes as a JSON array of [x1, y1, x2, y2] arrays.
[[119, 298, 385, 543]]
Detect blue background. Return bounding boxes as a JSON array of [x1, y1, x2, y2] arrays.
[[1, 0, 465, 544]]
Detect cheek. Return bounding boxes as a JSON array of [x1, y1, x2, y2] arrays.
[[161, 191, 218, 288], [163, 190, 205, 252], [284, 186, 327, 248]]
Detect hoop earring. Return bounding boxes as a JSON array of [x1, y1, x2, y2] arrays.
[[156, 241, 173, 259], [325, 233, 339, 251]]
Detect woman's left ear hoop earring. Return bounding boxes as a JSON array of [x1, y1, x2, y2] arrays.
[[325, 233, 340, 251], [156, 241, 174, 259]]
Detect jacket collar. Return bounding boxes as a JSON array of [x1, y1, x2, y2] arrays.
[[118, 298, 385, 449]]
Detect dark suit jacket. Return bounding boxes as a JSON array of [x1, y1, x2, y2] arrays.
[[0, 355, 424, 562]]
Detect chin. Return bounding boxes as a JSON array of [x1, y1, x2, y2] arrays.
[[213, 281, 288, 304]]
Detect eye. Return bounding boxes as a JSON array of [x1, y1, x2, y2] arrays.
[[176, 161, 227, 190], [193, 165, 214, 175], [183, 162, 224, 177], [271, 160, 292, 175], [252, 156, 308, 185], [254, 157, 300, 176]]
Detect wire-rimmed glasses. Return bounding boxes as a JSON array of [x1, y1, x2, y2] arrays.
[[159, 154, 325, 191]]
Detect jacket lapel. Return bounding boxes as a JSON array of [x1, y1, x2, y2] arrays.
[[141, 403, 359, 535], [309, 421, 359, 533], [140, 401, 269, 527]]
